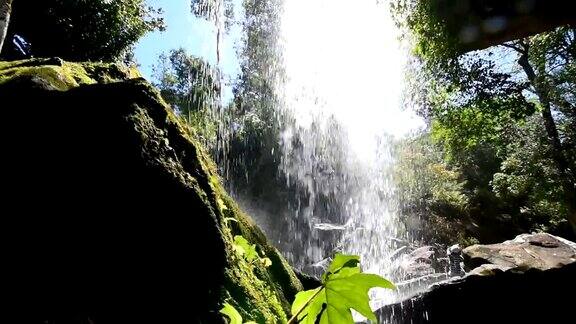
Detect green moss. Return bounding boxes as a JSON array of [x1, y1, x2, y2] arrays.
[[0, 58, 136, 90]]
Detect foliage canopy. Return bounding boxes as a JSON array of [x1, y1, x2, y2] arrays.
[[3, 0, 164, 61]]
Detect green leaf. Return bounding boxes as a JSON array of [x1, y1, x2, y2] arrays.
[[303, 291, 326, 324], [292, 287, 322, 323], [233, 235, 258, 261], [323, 254, 360, 281], [220, 303, 243, 324], [325, 273, 394, 321], [291, 253, 395, 324], [327, 254, 360, 274]]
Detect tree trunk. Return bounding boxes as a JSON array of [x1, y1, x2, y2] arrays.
[[518, 47, 576, 234], [0, 0, 13, 55]]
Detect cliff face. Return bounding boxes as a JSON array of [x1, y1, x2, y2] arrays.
[[0, 59, 302, 323]]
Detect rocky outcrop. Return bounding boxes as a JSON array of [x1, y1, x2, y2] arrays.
[[375, 233, 576, 323], [0, 59, 302, 323], [464, 232, 576, 272]]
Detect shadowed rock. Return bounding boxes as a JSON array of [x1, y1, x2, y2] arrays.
[[435, 0, 576, 52], [0, 59, 303, 324]]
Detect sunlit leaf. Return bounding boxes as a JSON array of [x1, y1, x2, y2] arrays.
[[325, 273, 394, 321], [291, 253, 395, 324], [233, 235, 258, 261], [220, 303, 243, 324], [292, 287, 322, 323], [324, 254, 360, 280]]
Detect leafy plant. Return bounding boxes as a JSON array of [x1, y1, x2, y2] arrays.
[[233, 235, 272, 267], [233, 235, 258, 261], [289, 254, 395, 324], [220, 303, 257, 324]]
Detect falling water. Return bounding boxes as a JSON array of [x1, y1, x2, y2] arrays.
[[189, 0, 427, 315], [277, 0, 424, 308]]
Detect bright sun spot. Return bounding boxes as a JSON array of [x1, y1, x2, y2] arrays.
[[280, 0, 424, 160]]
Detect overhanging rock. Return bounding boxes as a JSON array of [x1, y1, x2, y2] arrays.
[[434, 0, 576, 52]]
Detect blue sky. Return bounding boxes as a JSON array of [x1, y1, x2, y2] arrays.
[[134, 0, 241, 88]]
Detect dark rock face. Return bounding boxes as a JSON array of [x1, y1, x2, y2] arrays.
[[293, 268, 322, 290], [434, 0, 576, 52], [0, 60, 302, 323], [376, 233, 576, 323]]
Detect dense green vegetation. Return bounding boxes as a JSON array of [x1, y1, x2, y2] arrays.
[[392, 1, 576, 244], [1, 0, 164, 62]]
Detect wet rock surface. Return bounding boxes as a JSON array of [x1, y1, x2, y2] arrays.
[[374, 233, 576, 323], [463, 232, 576, 271]]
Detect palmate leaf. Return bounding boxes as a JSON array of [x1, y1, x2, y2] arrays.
[[324, 273, 394, 322], [291, 253, 395, 324], [291, 287, 323, 324], [324, 254, 360, 280]]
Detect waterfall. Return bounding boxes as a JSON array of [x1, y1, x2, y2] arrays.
[[277, 0, 424, 308], [185, 0, 425, 311]]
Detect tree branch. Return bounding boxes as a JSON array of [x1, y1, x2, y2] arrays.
[[501, 42, 525, 54]]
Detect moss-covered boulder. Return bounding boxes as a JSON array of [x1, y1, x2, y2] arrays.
[[0, 59, 302, 323]]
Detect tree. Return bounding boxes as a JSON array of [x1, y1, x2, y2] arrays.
[[0, 0, 12, 54], [492, 116, 572, 234], [511, 35, 576, 232], [153, 48, 221, 148], [393, 133, 478, 245], [393, 1, 576, 235], [1, 0, 164, 62]]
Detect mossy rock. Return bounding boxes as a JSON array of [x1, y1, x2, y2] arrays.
[[0, 59, 302, 323], [0, 58, 141, 90]]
